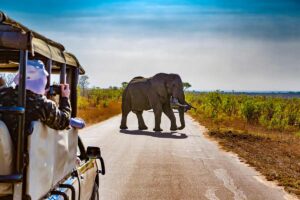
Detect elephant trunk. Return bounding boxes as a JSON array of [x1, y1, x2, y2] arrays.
[[172, 97, 186, 107], [170, 87, 186, 129], [177, 93, 186, 130], [184, 100, 196, 111]]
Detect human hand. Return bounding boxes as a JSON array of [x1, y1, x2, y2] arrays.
[[61, 84, 70, 98]]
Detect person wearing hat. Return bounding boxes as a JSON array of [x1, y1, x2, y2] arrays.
[[0, 60, 71, 146]]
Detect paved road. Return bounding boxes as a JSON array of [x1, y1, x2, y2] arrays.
[[80, 111, 296, 200]]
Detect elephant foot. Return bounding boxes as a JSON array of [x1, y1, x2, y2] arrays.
[[170, 126, 177, 131], [153, 127, 163, 132], [120, 125, 128, 130], [139, 125, 148, 130]]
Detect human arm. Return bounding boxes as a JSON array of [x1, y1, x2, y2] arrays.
[[38, 84, 71, 130]]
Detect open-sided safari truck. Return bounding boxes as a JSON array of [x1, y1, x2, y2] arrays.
[[0, 12, 105, 200]]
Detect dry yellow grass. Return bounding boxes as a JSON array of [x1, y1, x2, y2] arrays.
[[78, 101, 121, 125]]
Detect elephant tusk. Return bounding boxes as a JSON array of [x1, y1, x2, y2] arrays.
[[172, 97, 184, 105], [175, 102, 188, 107], [172, 97, 190, 108]]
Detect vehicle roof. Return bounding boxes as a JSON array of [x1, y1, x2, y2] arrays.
[[0, 11, 85, 74]]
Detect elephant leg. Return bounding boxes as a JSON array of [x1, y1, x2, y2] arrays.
[[163, 104, 177, 131], [153, 107, 163, 132], [136, 111, 148, 130], [120, 109, 130, 129]]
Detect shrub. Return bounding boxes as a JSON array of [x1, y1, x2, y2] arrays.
[[77, 87, 122, 124], [186, 92, 300, 133]]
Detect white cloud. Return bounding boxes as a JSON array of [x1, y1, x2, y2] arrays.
[[7, 1, 300, 91], [48, 32, 300, 91]]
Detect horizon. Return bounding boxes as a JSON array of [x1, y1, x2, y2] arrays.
[[92, 85, 300, 93], [2, 0, 300, 91]]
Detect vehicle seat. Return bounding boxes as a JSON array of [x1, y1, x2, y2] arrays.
[[0, 120, 13, 196]]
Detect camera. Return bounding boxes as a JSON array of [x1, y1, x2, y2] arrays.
[[48, 85, 61, 96]]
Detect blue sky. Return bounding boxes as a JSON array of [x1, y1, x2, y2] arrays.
[[2, 0, 300, 90]]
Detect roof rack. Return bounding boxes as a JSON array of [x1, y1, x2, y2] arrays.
[[0, 11, 85, 74]]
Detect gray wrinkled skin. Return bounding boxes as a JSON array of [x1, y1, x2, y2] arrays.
[[120, 73, 186, 131]]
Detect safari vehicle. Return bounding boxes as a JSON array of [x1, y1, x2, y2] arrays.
[[0, 12, 105, 200]]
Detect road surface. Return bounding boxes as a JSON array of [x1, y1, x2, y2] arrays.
[[80, 111, 296, 200]]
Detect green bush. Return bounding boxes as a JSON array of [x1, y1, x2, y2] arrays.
[[78, 87, 122, 109], [78, 96, 89, 109], [186, 92, 300, 132]]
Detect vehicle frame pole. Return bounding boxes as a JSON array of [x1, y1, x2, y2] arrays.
[[14, 49, 28, 200], [60, 63, 67, 84], [46, 59, 52, 88], [16, 49, 27, 174], [70, 68, 79, 118]]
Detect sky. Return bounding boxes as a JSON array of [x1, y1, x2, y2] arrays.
[[2, 0, 300, 91]]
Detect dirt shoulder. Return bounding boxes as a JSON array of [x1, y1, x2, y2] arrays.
[[189, 113, 300, 198]]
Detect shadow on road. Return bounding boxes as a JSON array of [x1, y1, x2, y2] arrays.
[[120, 130, 188, 139]]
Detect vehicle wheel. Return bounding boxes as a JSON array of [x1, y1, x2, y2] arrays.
[[90, 182, 99, 200]]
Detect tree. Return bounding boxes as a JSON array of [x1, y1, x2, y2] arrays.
[[79, 75, 90, 96], [121, 82, 128, 89], [183, 82, 192, 91]]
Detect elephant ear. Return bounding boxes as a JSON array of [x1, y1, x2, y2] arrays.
[[165, 79, 174, 95], [150, 74, 170, 99], [165, 74, 181, 93]]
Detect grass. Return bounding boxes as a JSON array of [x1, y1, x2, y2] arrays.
[[77, 87, 122, 125], [78, 101, 121, 125], [77, 89, 300, 196], [186, 92, 300, 132], [187, 92, 300, 198]]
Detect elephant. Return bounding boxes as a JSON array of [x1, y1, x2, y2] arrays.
[[120, 73, 193, 132]]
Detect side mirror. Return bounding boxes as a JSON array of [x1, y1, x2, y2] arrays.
[[87, 146, 101, 159], [86, 146, 105, 175]]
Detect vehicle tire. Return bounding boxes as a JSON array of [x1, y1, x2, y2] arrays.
[[90, 182, 99, 200]]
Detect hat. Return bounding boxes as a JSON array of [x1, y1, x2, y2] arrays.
[[14, 60, 49, 95]]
